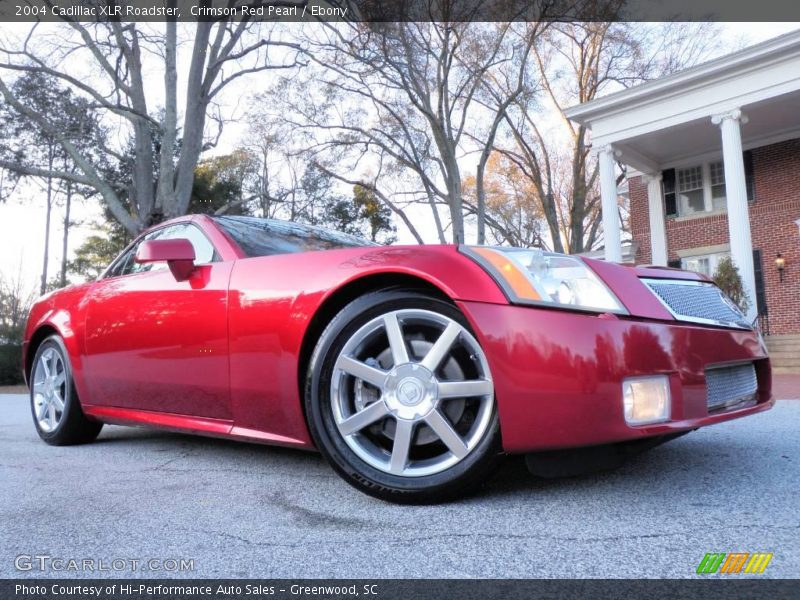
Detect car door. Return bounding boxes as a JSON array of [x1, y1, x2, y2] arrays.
[[82, 222, 233, 421]]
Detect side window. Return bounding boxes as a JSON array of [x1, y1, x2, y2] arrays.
[[104, 223, 218, 279], [179, 224, 217, 264], [106, 246, 136, 278], [125, 226, 174, 276]]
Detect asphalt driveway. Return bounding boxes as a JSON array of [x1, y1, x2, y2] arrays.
[[1, 393, 798, 579]]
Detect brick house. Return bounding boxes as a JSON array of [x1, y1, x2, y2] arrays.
[[565, 31, 800, 372]]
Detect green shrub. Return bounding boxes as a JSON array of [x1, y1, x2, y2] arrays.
[[0, 344, 23, 385], [713, 256, 751, 314]]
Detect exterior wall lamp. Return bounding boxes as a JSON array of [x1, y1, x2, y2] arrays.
[[775, 253, 786, 282]]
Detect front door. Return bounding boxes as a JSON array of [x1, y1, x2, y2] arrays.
[[83, 223, 232, 420]]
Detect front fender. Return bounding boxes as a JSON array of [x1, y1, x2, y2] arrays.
[[23, 284, 93, 402], [315, 245, 508, 306]]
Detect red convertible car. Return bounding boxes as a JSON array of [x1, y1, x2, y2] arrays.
[[23, 215, 773, 502]]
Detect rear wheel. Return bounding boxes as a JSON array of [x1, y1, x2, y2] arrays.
[[30, 336, 102, 446], [305, 289, 501, 503]]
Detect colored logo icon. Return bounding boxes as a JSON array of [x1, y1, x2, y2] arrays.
[[697, 552, 773, 574]]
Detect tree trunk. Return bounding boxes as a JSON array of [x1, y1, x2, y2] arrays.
[[425, 188, 446, 244], [475, 162, 487, 245], [60, 181, 72, 288], [172, 22, 213, 217], [41, 178, 52, 295], [40, 148, 55, 295], [448, 191, 465, 244], [569, 142, 588, 253], [155, 19, 178, 221]]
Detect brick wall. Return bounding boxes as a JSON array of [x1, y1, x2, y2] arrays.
[[628, 138, 800, 335]]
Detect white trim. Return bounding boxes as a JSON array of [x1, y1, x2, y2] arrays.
[[676, 244, 731, 258], [701, 162, 713, 213], [716, 110, 758, 322], [598, 145, 622, 262], [741, 126, 800, 154], [614, 143, 660, 174], [623, 126, 800, 173], [673, 208, 728, 223], [565, 30, 800, 122], [645, 174, 667, 266]]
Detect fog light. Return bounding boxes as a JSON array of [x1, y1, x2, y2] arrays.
[[623, 376, 671, 425]]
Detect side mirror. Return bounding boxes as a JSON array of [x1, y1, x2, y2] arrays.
[[135, 239, 196, 281]]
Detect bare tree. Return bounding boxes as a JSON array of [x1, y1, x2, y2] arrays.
[[494, 21, 722, 253], [0, 71, 101, 292], [0, 257, 36, 341], [463, 151, 545, 247], [237, 115, 305, 220], [262, 16, 547, 244], [0, 5, 303, 236]]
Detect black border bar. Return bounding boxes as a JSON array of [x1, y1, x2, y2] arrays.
[[3, 579, 800, 600], [2, 0, 800, 22]]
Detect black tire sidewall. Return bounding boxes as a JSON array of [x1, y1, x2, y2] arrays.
[[305, 290, 501, 502], [30, 335, 99, 445]]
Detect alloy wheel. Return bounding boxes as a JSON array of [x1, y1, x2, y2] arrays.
[[32, 347, 67, 433], [330, 309, 495, 477]]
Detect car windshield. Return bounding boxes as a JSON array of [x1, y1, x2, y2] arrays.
[[212, 216, 376, 258]]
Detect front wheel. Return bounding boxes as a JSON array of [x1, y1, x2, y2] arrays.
[[30, 335, 103, 446], [305, 290, 501, 503]]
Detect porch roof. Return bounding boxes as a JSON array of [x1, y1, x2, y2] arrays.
[[564, 30, 800, 173]]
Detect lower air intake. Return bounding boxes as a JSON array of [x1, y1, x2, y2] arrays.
[[705, 363, 758, 411]]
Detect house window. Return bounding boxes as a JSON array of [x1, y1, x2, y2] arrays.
[[663, 151, 753, 219], [677, 165, 705, 215], [681, 251, 730, 277], [676, 162, 729, 216], [709, 161, 727, 211]]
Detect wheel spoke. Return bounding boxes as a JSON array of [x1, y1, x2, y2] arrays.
[[36, 398, 49, 421], [51, 389, 65, 412], [338, 401, 389, 436], [47, 402, 57, 429], [336, 355, 387, 389], [54, 371, 66, 387], [383, 313, 409, 367], [389, 419, 414, 475], [32, 381, 47, 398], [425, 410, 469, 459], [40, 353, 51, 378], [421, 322, 461, 372], [438, 379, 493, 399]]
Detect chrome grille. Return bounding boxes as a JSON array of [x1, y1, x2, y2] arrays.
[[642, 279, 751, 329], [705, 363, 758, 411]]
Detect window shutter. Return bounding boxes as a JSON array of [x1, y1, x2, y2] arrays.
[[753, 249, 767, 315], [744, 150, 755, 203], [668, 259, 681, 269], [662, 168, 677, 217]]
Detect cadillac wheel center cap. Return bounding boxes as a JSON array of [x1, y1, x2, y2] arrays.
[[398, 378, 424, 406], [384, 364, 438, 420]]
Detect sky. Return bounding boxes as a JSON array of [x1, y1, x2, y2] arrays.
[[1, 21, 799, 295]]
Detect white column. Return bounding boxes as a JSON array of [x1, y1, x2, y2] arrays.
[[711, 109, 757, 322], [644, 173, 667, 266], [598, 145, 622, 262]]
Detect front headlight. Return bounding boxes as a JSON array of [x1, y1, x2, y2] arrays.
[[462, 246, 627, 314]]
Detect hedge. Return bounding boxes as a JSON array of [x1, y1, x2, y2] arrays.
[[0, 344, 23, 385]]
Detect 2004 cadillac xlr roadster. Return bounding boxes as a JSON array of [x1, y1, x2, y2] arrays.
[[23, 215, 773, 502]]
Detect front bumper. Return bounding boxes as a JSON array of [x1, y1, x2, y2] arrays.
[[457, 301, 773, 454]]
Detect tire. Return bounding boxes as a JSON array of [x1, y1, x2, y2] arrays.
[[305, 289, 501, 503], [29, 335, 103, 446]]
